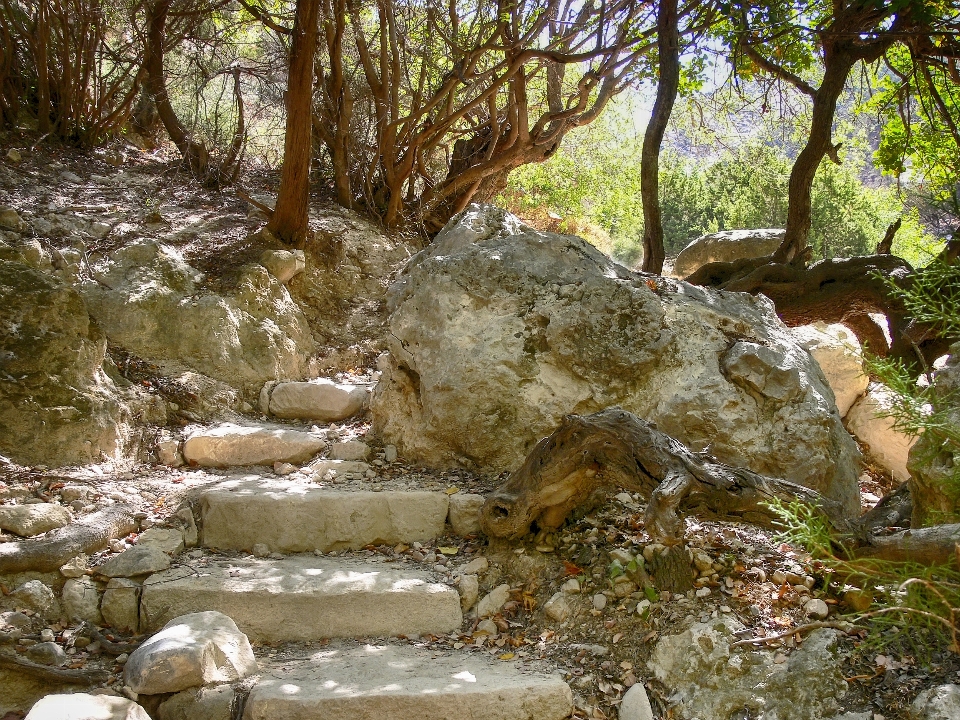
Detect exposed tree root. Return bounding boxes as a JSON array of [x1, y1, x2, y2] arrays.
[[480, 409, 851, 544], [481, 410, 960, 568], [0, 505, 136, 574]]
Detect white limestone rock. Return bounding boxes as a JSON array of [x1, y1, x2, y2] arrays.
[[789, 323, 868, 416], [182, 423, 325, 467], [911, 684, 960, 720], [476, 583, 511, 618], [372, 205, 860, 515], [846, 382, 918, 482], [25, 693, 150, 720], [619, 683, 654, 720], [260, 248, 305, 284], [672, 228, 785, 278], [448, 493, 486, 536], [98, 545, 172, 577], [62, 575, 104, 624], [329, 439, 371, 461], [124, 610, 258, 695], [266, 378, 369, 421], [0, 503, 71, 537], [459, 573, 479, 612], [101, 578, 141, 633]]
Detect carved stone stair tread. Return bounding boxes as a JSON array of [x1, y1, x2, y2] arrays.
[[245, 642, 573, 720], [140, 554, 462, 642], [200, 479, 449, 552]]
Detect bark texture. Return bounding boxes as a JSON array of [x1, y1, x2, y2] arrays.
[[640, 0, 680, 274], [268, 0, 322, 245]]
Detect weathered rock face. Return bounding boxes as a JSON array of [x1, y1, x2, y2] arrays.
[[672, 228, 785, 279], [80, 241, 316, 394], [182, 423, 326, 467], [372, 205, 861, 514], [0, 260, 162, 466], [25, 693, 150, 720], [649, 618, 847, 720], [909, 343, 960, 527], [789, 323, 868, 417]]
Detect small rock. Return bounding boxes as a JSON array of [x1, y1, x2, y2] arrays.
[[772, 570, 788, 585], [844, 589, 873, 612], [593, 594, 607, 610], [804, 598, 830, 619], [124, 611, 258, 695], [911, 684, 960, 720], [109, 539, 126, 553], [40, 628, 55, 642], [156, 439, 183, 467], [274, 461, 298, 475], [60, 553, 90, 577], [476, 584, 511, 618], [5, 148, 21, 163], [252, 543, 270, 558], [260, 249, 306, 284], [562, 578, 581, 595], [136, 527, 185, 556], [60, 485, 90, 502], [330, 440, 371, 461], [25, 693, 150, 720], [98, 545, 171, 577], [26, 641, 67, 666], [62, 575, 104, 624], [157, 684, 236, 720], [696, 587, 712, 598], [0, 503, 71, 537], [7, 580, 60, 620], [0, 206, 26, 232], [101, 578, 141, 633], [476, 619, 498, 636], [384, 445, 398, 463], [61, 170, 83, 183], [619, 683, 654, 720], [1, 611, 31, 630], [458, 574, 479, 612], [544, 592, 571, 622], [176, 507, 198, 548], [268, 379, 367, 422], [448, 493, 485, 536], [461, 556, 488, 575]]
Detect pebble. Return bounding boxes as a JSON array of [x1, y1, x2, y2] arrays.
[[476, 619, 498, 636], [804, 598, 829, 619], [461, 557, 488, 575], [592, 594, 607, 610], [25, 641, 67, 666], [252, 544, 270, 558], [561, 578, 581, 595], [544, 592, 572, 622], [695, 587, 711, 598], [40, 628, 55, 642], [476, 584, 511, 618]]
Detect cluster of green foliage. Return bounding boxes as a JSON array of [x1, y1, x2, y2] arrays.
[[501, 102, 934, 268]]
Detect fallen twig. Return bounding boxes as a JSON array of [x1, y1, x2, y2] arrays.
[[730, 621, 855, 648], [0, 653, 109, 685]]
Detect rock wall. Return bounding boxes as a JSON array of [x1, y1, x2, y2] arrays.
[[0, 259, 163, 466], [80, 241, 316, 395], [372, 205, 861, 515]]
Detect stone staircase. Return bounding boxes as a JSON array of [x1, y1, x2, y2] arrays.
[[134, 430, 574, 719]]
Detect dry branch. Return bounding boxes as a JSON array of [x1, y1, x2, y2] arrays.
[[0, 652, 109, 685], [0, 505, 136, 574]]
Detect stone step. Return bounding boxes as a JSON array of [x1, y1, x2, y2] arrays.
[[140, 554, 462, 642], [182, 423, 326, 468], [244, 642, 573, 720], [200, 479, 449, 553]]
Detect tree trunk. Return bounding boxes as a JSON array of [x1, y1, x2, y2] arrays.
[[35, 0, 51, 134], [775, 48, 854, 263], [640, 0, 680, 274], [145, 0, 209, 178], [268, 0, 322, 245]]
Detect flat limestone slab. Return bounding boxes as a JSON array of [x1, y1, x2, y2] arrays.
[[182, 424, 325, 467], [140, 555, 462, 641], [201, 480, 449, 552], [243, 642, 573, 720]]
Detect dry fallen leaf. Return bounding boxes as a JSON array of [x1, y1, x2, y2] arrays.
[[498, 652, 515, 660]]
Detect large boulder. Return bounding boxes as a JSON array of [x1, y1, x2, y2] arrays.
[[672, 228, 785, 279], [80, 241, 316, 394], [0, 260, 163, 466], [372, 206, 861, 514], [788, 323, 868, 417], [25, 693, 150, 720]]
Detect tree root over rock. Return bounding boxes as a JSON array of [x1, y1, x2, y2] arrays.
[[0, 505, 137, 574], [0, 653, 109, 685], [480, 409, 959, 567]]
